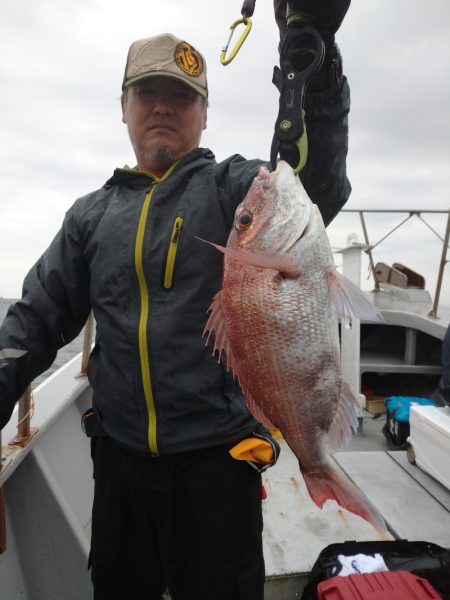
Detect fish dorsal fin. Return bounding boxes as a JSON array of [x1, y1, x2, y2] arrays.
[[328, 379, 360, 453], [327, 269, 384, 322]]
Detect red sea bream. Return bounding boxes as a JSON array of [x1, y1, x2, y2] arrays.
[[203, 160, 387, 534]]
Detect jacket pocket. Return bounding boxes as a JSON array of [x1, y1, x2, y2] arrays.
[[163, 216, 184, 289]]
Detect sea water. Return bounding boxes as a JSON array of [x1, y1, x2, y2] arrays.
[[0, 297, 85, 387]]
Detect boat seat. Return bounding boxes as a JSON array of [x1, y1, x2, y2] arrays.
[[392, 263, 425, 289], [374, 262, 425, 290]]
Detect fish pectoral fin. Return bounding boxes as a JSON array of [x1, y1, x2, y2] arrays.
[[203, 294, 277, 429], [203, 291, 239, 377], [328, 379, 360, 453], [327, 269, 384, 322], [195, 237, 299, 277]]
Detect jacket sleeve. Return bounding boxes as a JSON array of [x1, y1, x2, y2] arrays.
[[272, 0, 351, 226], [0, 207, 91, 429], [299, 71, 351, 227]]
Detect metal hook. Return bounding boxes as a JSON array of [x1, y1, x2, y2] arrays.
[[220, 17, 252, 66]]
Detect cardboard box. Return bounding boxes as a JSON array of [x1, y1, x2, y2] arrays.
[[366, 396, 387, 414], [408, 405, 450, 491]]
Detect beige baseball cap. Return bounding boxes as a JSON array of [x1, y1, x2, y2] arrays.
[[122, 33, 208, 98]]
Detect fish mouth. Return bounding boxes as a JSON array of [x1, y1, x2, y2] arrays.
[[286, 221, 310, 252]]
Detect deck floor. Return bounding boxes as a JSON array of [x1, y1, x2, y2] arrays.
[[262, 408, 450, 596]]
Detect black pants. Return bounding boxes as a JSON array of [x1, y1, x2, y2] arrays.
[[90, 436, 265, 600]]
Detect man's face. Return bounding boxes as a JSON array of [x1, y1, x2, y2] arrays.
[[121, 76, 207, 175]]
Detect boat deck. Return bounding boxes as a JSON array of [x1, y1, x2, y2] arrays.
[[336, 450, 450, 544], [262, 414, 450, 597]]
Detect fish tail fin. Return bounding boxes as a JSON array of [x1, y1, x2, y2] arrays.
[[302, 463, 388, 536]]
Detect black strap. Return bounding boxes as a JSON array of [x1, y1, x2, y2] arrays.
[[241, 0, 256, 18]]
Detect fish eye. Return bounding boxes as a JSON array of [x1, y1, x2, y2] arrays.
[[236, 210, 252, 230]]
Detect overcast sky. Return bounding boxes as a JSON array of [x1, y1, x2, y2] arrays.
[[1, 0, 449, 306]]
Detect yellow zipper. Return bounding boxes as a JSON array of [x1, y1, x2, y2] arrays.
[[164, 217, 184, 289], [133, 163, 179, 455], [135, 186, 158, 453]]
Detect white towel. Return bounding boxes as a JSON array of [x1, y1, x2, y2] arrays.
[[337, 553, 389, 576]]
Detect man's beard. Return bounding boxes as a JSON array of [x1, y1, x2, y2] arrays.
[[135, 146, 176, 162]]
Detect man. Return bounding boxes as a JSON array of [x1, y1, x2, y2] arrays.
[[0, 2, 351, 598]]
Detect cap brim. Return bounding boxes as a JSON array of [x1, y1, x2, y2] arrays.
[[123, 71, 208, 98]]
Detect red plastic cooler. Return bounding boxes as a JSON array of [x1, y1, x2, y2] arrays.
[[317, 570, 442, 599]]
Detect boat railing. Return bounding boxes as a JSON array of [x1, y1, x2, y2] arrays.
[[0, 437, 4, 554], [79, 311, 94, 377], [1, 311, 94, 445], [0, 313, 94, 554], [339, 209, 450, 319]]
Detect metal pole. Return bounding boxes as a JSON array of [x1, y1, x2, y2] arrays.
[[429, 211, 450, 319], [359, 212, 380, 291], [0, 431, 6, 554], [339, 245, 363, 399], [80, 312, 94, 377], [17, 386, 32, 442], [0, 487, 5, 554]]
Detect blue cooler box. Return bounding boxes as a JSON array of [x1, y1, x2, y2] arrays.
[[383, 396, 437, 449]]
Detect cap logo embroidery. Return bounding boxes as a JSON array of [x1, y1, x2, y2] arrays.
[[175, 42, 204, 77]]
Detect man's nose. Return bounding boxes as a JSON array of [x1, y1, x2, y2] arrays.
[[152, 92, 173, 113]]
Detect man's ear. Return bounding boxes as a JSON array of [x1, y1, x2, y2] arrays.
[[121, 93, 127, 124]]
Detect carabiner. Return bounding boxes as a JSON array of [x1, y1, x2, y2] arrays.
[[220, 17, 252, 66]]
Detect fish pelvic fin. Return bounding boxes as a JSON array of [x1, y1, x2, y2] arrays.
[[195, 237, 299, 278], [242, 388, 277, 430], [327, 269, 384, 323], [203, 292, 278, 430], [328, 380, 360, 453], [302, 462, 388, 535]]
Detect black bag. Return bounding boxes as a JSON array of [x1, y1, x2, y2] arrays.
[[301, 540, 450, 600]]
